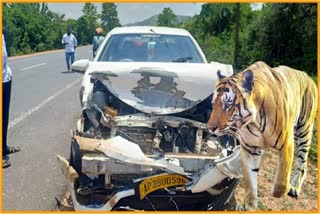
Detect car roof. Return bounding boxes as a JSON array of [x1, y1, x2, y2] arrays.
[[109, 26, 191, 36]]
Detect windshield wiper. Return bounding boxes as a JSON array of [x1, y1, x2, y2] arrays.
[[172, 56, 193, 62]]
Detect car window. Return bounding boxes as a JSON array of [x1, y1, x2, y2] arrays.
[[98, 34, 204, 63]]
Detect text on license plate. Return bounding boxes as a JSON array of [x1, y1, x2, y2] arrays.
[[139, 174, 189, 200]]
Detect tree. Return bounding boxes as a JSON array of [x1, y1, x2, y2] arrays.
[[157, 8, 177, 27], [243, 4, 317, 75], [180, 15, 203, 39], [81, 3, 99, 43], [82, 3, 98, 19], [101, 3, 121, 32], [233, 3, 240, 70], [180, 4, 235, 64], [3, 3, 75, 55], [45, 11, 66, 49], [3, 2, 316, 76], [198, 4, 234, 36], [75, 16, 91, 45], [40, 3, 48, 14]]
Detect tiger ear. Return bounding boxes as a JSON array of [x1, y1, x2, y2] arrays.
[[217, 70, 226, 80], [242, 69, 254, 94]]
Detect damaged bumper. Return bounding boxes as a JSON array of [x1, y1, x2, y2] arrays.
[[57, 135, 242, 211]]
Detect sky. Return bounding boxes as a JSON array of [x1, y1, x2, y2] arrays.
[[47, 3, 263, 25], [47, 3, 203, 25]]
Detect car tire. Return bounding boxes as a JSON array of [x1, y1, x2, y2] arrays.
[[69, 138, 82, 173]]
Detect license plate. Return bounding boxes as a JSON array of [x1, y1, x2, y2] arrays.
[[138, 174, 189, 200]]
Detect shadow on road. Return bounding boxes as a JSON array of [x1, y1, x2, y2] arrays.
[[61, 71, 75, 74]]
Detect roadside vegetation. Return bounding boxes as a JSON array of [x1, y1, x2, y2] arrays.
[[3, 2, 317, 160], [3, 2, 317, 164], [3, 3, 317, 77], [178, 4, 317, 77], [3, 3, 316, 77], [3, 3, 120, 55], [3, 2, 317, 210]]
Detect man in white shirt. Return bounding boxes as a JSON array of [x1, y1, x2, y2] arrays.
[[61, 27, 78, 71], [2, 34, 20, 168]]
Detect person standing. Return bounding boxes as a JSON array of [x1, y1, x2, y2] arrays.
[[2, 34, 20, 168], [62, 27, 78, 71], [92, 27, 105, 58]]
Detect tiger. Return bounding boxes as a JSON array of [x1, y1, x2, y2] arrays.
[[207, 61, 318, 210]]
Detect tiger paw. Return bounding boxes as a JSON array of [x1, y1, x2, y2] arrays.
[[236, 204, 248, 211], [287, 187, 299, 198], [236, 201, 257, 211], [272, 184, 289, 198]]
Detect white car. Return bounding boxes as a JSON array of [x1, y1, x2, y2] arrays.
[[57, 26, 241, 211]]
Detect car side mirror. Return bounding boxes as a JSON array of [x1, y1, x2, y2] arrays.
[[210, 61, 234, 77], [71, 59, 89, 74]]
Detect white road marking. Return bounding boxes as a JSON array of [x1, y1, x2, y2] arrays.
[[20, 63, 46, 71], [8, 77, 82, 129]]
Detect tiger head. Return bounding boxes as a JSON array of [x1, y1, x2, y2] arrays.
[[208, 69, 256, 137]]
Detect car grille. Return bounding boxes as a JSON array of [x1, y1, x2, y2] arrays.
[[117, 127, 156, 154]]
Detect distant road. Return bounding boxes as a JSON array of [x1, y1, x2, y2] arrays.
[[2, 46, 92, 210]]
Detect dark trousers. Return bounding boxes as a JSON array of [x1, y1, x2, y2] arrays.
[[3, 80, 11, 155]]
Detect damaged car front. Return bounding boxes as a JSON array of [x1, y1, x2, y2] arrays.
[[57, 26, 242, 211]]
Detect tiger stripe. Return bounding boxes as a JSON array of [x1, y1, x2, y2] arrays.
[[208, 61, 317, 210]]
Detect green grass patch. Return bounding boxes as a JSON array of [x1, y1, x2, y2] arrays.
[[309, 128, 317, 163], [307, 76, 317, 163], [257, 200, 270, 210], [311, 75, 317, 85]]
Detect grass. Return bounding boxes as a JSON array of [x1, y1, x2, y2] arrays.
[[235, 147, 318, 210], [311, 75, 317, 85], [257, 201, 269, 210], [308, 126, 317, 163], [308, 75, 317, 163]]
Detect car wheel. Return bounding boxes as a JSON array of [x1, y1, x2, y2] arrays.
[[69, 138, 82, 173], [222, 193, 237, 211]]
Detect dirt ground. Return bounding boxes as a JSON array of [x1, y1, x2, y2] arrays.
[[235, 150, 318, 211]]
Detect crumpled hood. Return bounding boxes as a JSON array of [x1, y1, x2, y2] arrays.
[[83, 62, 233, 115]]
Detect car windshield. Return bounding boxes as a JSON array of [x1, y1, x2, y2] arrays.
[[98, 34, 204, 63]]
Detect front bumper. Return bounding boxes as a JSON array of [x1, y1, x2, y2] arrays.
[[57, 136, 242, 210]]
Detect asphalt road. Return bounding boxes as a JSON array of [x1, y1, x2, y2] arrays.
[[2, 46, 92, 210]]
